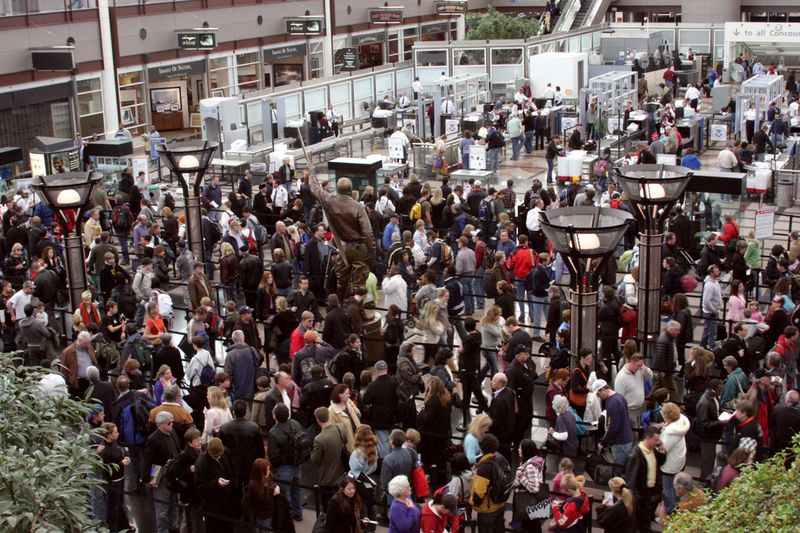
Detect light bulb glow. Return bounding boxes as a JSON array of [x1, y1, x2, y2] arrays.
[[178, 155, 200, 169], [574, 233, 601, 251], [641, 182, 666, 199], [56, 189, 81, 205]]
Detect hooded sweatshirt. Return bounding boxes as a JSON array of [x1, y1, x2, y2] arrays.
[[660, 413, 691, 474]]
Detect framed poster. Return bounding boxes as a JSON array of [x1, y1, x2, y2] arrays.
[[150, 87, 181, 112], [274, 64, 303, 87], [121, 107, 135, 125], [469, 144, 486, 171]]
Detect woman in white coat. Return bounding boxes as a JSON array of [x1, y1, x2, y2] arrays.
[[382, 265, 408, 315], [659, 402, 691, 514]]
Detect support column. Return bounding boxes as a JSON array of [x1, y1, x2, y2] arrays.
[[569, 286, 598, 360], [638, 231, 663, 360], [186, 195, 205, 264], [456, 15, 465, 41], [64, 233, 88, 314], [323, 0, 334, 78], [97, 0, 120, 135]]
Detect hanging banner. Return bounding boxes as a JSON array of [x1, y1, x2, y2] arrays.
[[755, 207, 775, 240]]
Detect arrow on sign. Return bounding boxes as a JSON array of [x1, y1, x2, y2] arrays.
[[733, 29, 740, 36]]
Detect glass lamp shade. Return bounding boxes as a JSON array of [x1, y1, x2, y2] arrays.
[[540, 206, 633, 258], [156, 141, 217, 188], [613, 164, 693, 205], [31, 172, 101, 210]]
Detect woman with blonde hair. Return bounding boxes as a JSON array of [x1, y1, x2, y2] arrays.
[[152, 364, 177, 405], [479, 306, 505, 380], [272, 247, 293, 297], [143, 301, 166, 345], [73, 290, 101, 332], [596, 477, 635, 532], [3, 242, 27, 289], [420, 300, 447, 360], [463, 413, 492, 464], [203, 385, 233, 442], [219, 241, 239, 307]]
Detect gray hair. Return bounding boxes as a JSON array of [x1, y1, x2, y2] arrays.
[[387, 475, 410, 498], [231, 330, 245, 344], [86, 366, 100, 383], [163, 385, 181, 403], [160, 333, 172, 345], [552, 394, 569, 415], [155, 411, 174, 427], [667, 320, 681, 331], [674, 472, 696, 493], [77, 331, 92, 342]]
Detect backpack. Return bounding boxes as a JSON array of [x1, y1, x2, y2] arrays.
[[488, 454, 514, 504], [119, 395, 153, 446], [208, 219, 222, 244], [95, 336, 120, 373], [641, 404, 662, 430], [616, 279, 628, 301], [198, 352, 216, 387], [481, 245, 496, 270], [112, 204, 133, 232], [483, 269, 499, 299], [410, 202, 423, 221], [283, 423, 313, 465], [299, 352, 318, 385], [163, 192, 175, 211], [131, 337, 153, 373], [438, 241, 454, 268], [478, 198, 493, 222]]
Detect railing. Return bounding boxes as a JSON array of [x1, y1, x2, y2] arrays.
[[551, 0, 580, 35], [579, 0, 609, 29]]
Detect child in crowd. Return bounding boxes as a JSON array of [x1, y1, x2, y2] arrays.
[[552, 458, 575, 494]]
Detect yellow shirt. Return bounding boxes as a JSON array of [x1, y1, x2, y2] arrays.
[[639, 442, 657, 488]]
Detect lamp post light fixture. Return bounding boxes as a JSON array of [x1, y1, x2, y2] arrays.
[[614, 164, 693, 359], [156, 141, 217, 265], [31, 171, 101, 313], [540, 206, 633, 368]]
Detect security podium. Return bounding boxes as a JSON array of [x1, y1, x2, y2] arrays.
[[327, 156, 384, 191]]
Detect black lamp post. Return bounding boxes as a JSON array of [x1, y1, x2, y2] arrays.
[[32, 171, 101, 312], [156, 141, 217, 265], [540, 206, 632, 366], [614, 164, 693, 359]]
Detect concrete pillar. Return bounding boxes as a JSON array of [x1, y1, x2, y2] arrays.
[[97, 0, 120, 135], [456, 15, 465, 41], [681, 0, 741, 24], [323, 0, 334, 78]]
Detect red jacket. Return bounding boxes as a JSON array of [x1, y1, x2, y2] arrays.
[[719, 220, 740, 243], [289, 326, 305, 360], [507, 245, 536, 280], [552, 491, 590, 530], [420, 500, 459, 533]]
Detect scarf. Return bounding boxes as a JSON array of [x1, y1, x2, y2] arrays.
[[80, 302, 101, 325]]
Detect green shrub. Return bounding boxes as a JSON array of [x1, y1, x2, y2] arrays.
[[665, 436, 800, 532], [0, 356, 107, 532]]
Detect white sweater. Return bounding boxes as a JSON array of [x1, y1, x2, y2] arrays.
[[660, 414, 691, 474]]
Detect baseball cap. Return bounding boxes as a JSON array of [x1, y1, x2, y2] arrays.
[[238, 305, 254, 314], [375, 360, 388, 371], [590, 379, 609, 394]]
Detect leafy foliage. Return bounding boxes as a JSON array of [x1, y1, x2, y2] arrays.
[[465, 6, 541, 40], [0, 355, 107, 532], [664, 436, 800, 533]]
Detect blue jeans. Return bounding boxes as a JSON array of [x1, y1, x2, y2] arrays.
[[488, 147, 501, 171], [461, 153, 470, 170], [546, 157, 555, 184], [376, 429, 391, 458], [531, 294, 548, 337], [473, 266, 485, 308], [460, 274, 474, 315], [481, 348, 499, 380], [701, 311, 718, 347], [224, 281, 239, 307], [662, 473, 677, 514], [116, 231, 130, 263], [610, 442, 633, 475], [257, 517, 273, 532], [91, 471, 107, 524], [514, 281, 535, 321], [153, 481, 181, 533], [511, 136, 523, 160], [276, 464, 303, 517], [524, 131, 534, 153]]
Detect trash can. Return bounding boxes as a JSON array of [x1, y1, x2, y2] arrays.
[[776, 173, 795, 208]]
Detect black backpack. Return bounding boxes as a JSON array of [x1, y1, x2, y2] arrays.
[[163, 192, 176, 211], [283, 423, 313, 465], [488, 454, 514, 503], [483, 269, 499, 299], [112, 204, 133, 231]]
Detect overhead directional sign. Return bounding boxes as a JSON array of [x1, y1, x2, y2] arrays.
[[725, 22, 800, 43]]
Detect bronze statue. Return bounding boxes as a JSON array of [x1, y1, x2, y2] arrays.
[[309, 175, 376, 300]]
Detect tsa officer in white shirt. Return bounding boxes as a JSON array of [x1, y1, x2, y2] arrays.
[[326, 104, 341, 137], [413, 78, 423, 99], [398, 92, 410, 109]]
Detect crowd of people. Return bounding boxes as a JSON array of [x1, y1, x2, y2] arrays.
[[6, 65, 799, 533]]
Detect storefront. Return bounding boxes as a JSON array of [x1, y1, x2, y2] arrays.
[[0, 81, 77, 156], [147, 59, 206, 132], [352, 32, 386, 70], [263, 44, 308, 88]]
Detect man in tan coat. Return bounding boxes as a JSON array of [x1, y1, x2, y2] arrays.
[[187, 261, 212, 310], [60, 330, 98, 397]]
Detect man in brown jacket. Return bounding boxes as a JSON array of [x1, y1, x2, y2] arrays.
[[310, 406, 346, 503], [187, 261, 212, 310], [61, 330, 98, 397]]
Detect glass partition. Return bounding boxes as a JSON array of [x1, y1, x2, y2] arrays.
[[353, 78, 374, 118], [118, 70, 147, 136], [209, 57, 233, 97], [491, 48, 524, 84], [329, 81, 352, 121], [375, 72, 394, 98], [236, 52, 260, 95], [304, 88, 327, 114], [76, 77, 104, 137], [396, 68, 413, 95]]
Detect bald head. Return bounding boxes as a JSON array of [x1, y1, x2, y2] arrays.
[[787, 390, 800, 406], [491, 373, 507, 390]]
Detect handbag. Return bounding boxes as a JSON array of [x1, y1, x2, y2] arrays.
[[544, 434, 563, 455], [354, 472, 378, 505], [723, 376, 746, 412], [512, 483, 551, 522], [409, 449, 429, 497]]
